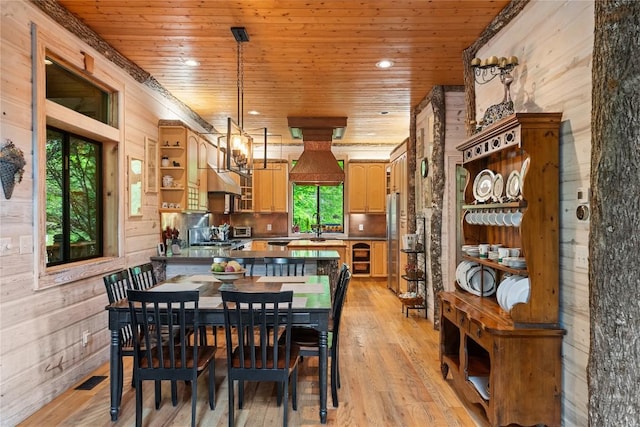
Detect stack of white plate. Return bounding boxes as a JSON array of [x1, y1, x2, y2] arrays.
[[500, 257, 527, 269], [496, 276, 530, 311], [456, 260, 496, 296], [462, 245, 480, 257]]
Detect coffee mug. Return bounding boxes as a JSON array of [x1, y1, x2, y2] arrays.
[[162, 202, 168, 208], [511, 211, 523, 227], [510, 248, 521, 257], [478, 243, 490, 258], [498, 247, 510, 261], [169, 203, 175, 209]]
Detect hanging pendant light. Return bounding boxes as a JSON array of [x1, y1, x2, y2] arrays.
[[226, 27, 254, 174]]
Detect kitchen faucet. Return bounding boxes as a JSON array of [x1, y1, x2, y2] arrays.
[[314, 212, 322, 238]]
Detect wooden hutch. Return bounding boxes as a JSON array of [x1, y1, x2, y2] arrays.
[[439, 113, 565, 427]]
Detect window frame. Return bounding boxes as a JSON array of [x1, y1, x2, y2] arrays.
[[33, 26, 126, 289], [290, 158, 346, 236], [45, 126, 104, 266]]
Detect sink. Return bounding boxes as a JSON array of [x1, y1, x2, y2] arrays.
[[309, 237, 326, 242]]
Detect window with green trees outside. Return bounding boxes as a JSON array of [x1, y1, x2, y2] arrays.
[[292, 160, 344, 234]]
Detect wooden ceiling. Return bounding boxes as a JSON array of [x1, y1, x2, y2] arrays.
[[54, 0, 510, 147]]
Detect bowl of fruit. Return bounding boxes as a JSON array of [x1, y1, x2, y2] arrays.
[[211, 260, 246, 289]]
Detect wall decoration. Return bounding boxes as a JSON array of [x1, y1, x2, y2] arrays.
[[0, 139, 26, 199], [144, 136, 158, 193], [129, 157, 143, 217]]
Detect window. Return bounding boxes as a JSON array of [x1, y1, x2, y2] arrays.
[[46, 57, 114, 125], [292, 160, 344, 234], [46, 127, 103, 266]]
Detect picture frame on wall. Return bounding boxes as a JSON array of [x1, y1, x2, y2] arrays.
[[129, 156, 143, 217], [145, 136, 158, 193]]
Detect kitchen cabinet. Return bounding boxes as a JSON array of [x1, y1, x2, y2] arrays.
[[250, 240, 268, 251], [253, 160, 288, 213], [347, 240, 386, 278], [159, 122, 208, 212], [238, 174, 252, 212], [370, 241, 387, 277], [186, 131, 207, 211], [347, 162, 387, 213], [159, 125, 187, 212], [439, 113, 565, 427]]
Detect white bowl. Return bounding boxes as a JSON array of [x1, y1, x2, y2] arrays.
[[211, 268, 247, 284]]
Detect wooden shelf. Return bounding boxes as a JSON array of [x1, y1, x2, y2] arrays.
[[460, 254, 528, 275], [462, 200, 527, 210]]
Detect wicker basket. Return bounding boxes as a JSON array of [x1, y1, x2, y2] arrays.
[[398, 296, 424, 307]]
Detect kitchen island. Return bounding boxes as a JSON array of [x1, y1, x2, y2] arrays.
[[286, 239, 347, 265], [151, 248, 342, 296]]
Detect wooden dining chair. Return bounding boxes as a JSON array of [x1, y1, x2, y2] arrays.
[[280, 265, 352, 407], [264, 257, 305, 276], [103, 270, 137, 395], [221, 290, 300, 427], [127, 289, 216, 427], [129, 262, 157, 290]]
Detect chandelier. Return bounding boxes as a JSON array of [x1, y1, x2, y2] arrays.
[[226, 27, 254, 174]]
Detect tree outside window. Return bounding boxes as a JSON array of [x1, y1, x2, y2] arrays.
[[292, 160, 344, 234], [46, 127, 103, 266]]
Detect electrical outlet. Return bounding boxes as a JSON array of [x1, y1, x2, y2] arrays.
[[267, 224, 272, 231], [82, 330, 90, 347], [575, 245, 588, 270], [358, 224, 364, 231], [20, 235, 32, 254]]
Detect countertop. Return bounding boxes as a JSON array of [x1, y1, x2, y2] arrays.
[[286, 239, 347, 248], [151, 248, 341, 264]]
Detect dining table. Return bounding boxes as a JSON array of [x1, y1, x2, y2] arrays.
[[105, 274, 332, 423]]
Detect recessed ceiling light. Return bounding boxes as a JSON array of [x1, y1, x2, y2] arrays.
[[376, 59, 394, 69], [184, 59, 200, 67], [248, 110, 260, 115]]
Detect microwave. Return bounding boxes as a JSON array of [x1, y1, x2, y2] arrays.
[[233, 226, 251, 238]]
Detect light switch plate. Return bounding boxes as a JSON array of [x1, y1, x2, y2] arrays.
[[358, 224, 364, 231]]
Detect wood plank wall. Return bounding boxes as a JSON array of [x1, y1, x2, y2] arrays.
[[473, 1, 594, 425], [0, 2, 216, 424]]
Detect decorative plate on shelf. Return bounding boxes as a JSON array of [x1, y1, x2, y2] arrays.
[[505, 170, 521, 200], [492, 173, 504, 202], [473, 169, 495, 202]]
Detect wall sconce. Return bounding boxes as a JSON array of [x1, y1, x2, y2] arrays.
[[470, 55, 519, 130]]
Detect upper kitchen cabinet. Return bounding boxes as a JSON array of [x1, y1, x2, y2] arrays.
[[159, 121, 208, 212], [348, 161, 387, 213], [186, 130, 209, 211], [159, 124, 187, 212], [253, 160, 288, 213]]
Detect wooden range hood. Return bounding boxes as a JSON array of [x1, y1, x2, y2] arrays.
[[288, 117, 347, 186]]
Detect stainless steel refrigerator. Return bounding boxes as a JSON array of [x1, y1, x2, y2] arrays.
[[387, 192, 400, 293]]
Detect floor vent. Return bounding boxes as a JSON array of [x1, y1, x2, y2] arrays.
[[75, 375, 107, 390]]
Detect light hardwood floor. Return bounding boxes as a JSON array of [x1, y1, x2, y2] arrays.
[[18, 278, 487, 427]]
